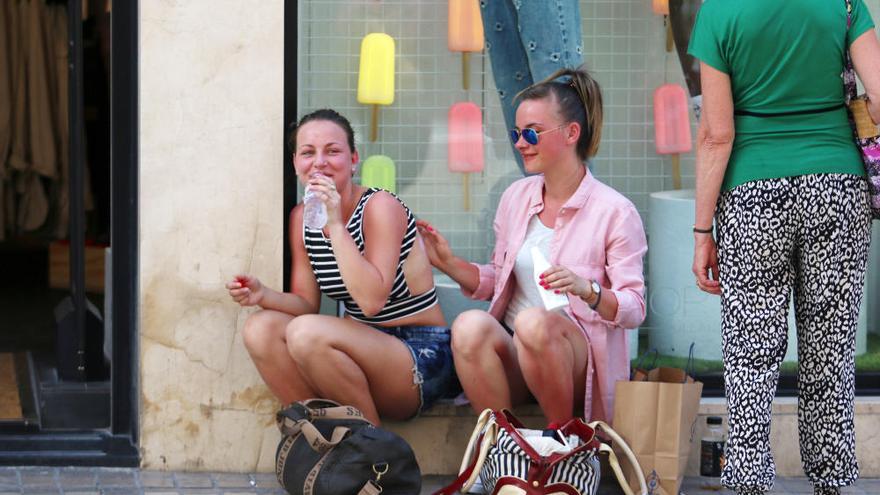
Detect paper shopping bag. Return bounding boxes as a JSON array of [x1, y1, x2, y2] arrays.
[[612, 350, 703, 495]]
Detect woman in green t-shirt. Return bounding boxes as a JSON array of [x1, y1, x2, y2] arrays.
[[688, 1, 880, 494]]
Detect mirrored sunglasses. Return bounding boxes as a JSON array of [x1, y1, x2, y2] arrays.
[[509, 125, 566, 145]]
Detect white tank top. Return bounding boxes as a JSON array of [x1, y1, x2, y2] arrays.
[[504, 215, 555, 329]]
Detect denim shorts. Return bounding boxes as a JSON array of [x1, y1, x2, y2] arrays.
[[376, 325, 461, 415]]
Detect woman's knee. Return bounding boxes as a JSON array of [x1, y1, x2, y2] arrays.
[[242, 310, 284, 358], [285, 314, 332, 363], [451, 310, 500, 357], [513, 307, 561, 353]]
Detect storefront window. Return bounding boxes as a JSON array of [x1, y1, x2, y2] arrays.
[[295, 0, 880, 386]]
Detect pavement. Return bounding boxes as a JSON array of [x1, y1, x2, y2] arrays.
[[0, 467, 877, 494]]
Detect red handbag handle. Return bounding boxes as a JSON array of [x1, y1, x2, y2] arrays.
[[433, 410, 604, 494], [494, 411, 604, 486]]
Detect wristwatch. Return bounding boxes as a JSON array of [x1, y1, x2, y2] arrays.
[[588, 279, 602, 310]]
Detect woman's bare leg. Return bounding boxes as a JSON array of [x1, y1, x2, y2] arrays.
[[451, 310, 531, 413], [513, 307, 588, 423], [241, 309, 317, 403], [286, 315, 421, 425]]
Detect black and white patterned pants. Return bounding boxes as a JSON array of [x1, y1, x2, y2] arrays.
[[715, 174, 873, 495]]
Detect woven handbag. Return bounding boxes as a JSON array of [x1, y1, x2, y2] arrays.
[[434, 409, 648, 495], [274, 399, 421, 495], [843, 0, 880, 219]]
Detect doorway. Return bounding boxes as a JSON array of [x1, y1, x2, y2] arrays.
[[0, 0, 138, 466]]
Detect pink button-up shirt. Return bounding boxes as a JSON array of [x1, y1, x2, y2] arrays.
[[462, 170, 647, 422]]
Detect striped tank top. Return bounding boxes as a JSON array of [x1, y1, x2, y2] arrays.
[[303, 188, 438, 324]]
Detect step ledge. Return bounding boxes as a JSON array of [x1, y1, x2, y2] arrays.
[[406, 396, 880, 420]]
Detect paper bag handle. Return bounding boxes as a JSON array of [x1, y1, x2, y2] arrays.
[[589, 420, 648, 495], [685, 342, 696, 381], [631, 348, 658, 380]]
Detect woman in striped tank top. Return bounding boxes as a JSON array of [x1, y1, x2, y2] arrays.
[[226, 110, 459, 425]]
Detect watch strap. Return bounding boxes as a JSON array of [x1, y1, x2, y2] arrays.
[[588, 281, 602, 310]]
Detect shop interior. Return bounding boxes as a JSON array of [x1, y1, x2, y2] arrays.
[[0, 0, 112, 431]]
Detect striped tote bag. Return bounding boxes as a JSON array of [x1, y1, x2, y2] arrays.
[[435, 409, 647, 495]]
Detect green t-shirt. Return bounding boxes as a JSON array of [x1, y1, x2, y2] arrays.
[[688, 0, 875, 190]]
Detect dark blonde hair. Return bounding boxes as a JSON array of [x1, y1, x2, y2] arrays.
[[515, 66, 603, 160]]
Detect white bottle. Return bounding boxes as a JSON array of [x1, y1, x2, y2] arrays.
[[530, 247, 570, 312], [302, 177, 327, 230]]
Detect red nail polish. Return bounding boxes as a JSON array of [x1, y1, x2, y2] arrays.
[[554, 290, 560, 294]]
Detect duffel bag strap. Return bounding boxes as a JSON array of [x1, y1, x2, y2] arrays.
[[300, 423, 351, 454], [357, 480, 383, 495], [276, 400, 371, 436], [355, 463, 393, 495], [589, 420, 648, 495]]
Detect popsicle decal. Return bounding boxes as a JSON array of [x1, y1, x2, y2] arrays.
[[448, 102, 485, 211], [361, 155, 397, 193], [357, 33, 396, 142], [651, 0, 674, 52], [448, 0, 484, 90], [654, 84, 693, 190]]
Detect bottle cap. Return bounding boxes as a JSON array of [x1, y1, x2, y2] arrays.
[[707, 416, 723, 425]]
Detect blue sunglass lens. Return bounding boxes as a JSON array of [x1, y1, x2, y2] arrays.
[[509, 128, 539, 145]]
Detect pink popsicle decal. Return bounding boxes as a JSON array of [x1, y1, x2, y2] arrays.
[[448, 102, 484, 210]]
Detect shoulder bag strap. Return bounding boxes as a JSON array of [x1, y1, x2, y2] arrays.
[[433, 409, 498, 495], [458, 409, 494, 478], [588, 420, 648, 495], [843, 0, 859, 103]]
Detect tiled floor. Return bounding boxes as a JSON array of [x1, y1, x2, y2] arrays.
[[0, 467, 877, 494]]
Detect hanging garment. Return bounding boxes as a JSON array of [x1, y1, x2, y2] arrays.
[[15, 171, 48, 232], [10, 0, 59, 180], [0, 0, 21, 240], [2, 0, 92, 238], [481, 0, 584, 175]]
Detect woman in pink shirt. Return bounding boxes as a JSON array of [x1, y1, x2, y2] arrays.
[[417, 66, 647, 424]]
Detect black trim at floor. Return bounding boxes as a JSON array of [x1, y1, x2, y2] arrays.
[[0, 433, 138, 466], [695, 372, 880, 398]]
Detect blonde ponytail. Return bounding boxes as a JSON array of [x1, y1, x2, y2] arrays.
[[516, 65, 604, 160]]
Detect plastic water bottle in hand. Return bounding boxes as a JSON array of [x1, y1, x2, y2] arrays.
[[303, 174, 328, 230]]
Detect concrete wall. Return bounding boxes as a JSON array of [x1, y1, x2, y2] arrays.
[[139, 0, 284, 471], [134, 0, 880, 474]]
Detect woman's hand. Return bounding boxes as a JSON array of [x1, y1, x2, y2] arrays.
[[415, 219, 455, 269], [306, 174, 343, 227], [539, 265, 589, 298], [226, 274, 264, 306], [692, 235, 721, 295]]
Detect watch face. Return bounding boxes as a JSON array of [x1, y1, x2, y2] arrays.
[[591, 280, 601, 294]]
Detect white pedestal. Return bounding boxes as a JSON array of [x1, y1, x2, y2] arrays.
[[646, 189, 869, 360]]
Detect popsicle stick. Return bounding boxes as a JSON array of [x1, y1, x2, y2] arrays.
[[370, 105, 379, 142], [462, 52, 470, 90], [665, 17, 674, 52], [671, 154, 682, 190], [463, 174, 470, 211]]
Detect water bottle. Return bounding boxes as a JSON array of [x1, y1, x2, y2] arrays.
[[700, 416, 726, 488], [302, 180, 327, 230]]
